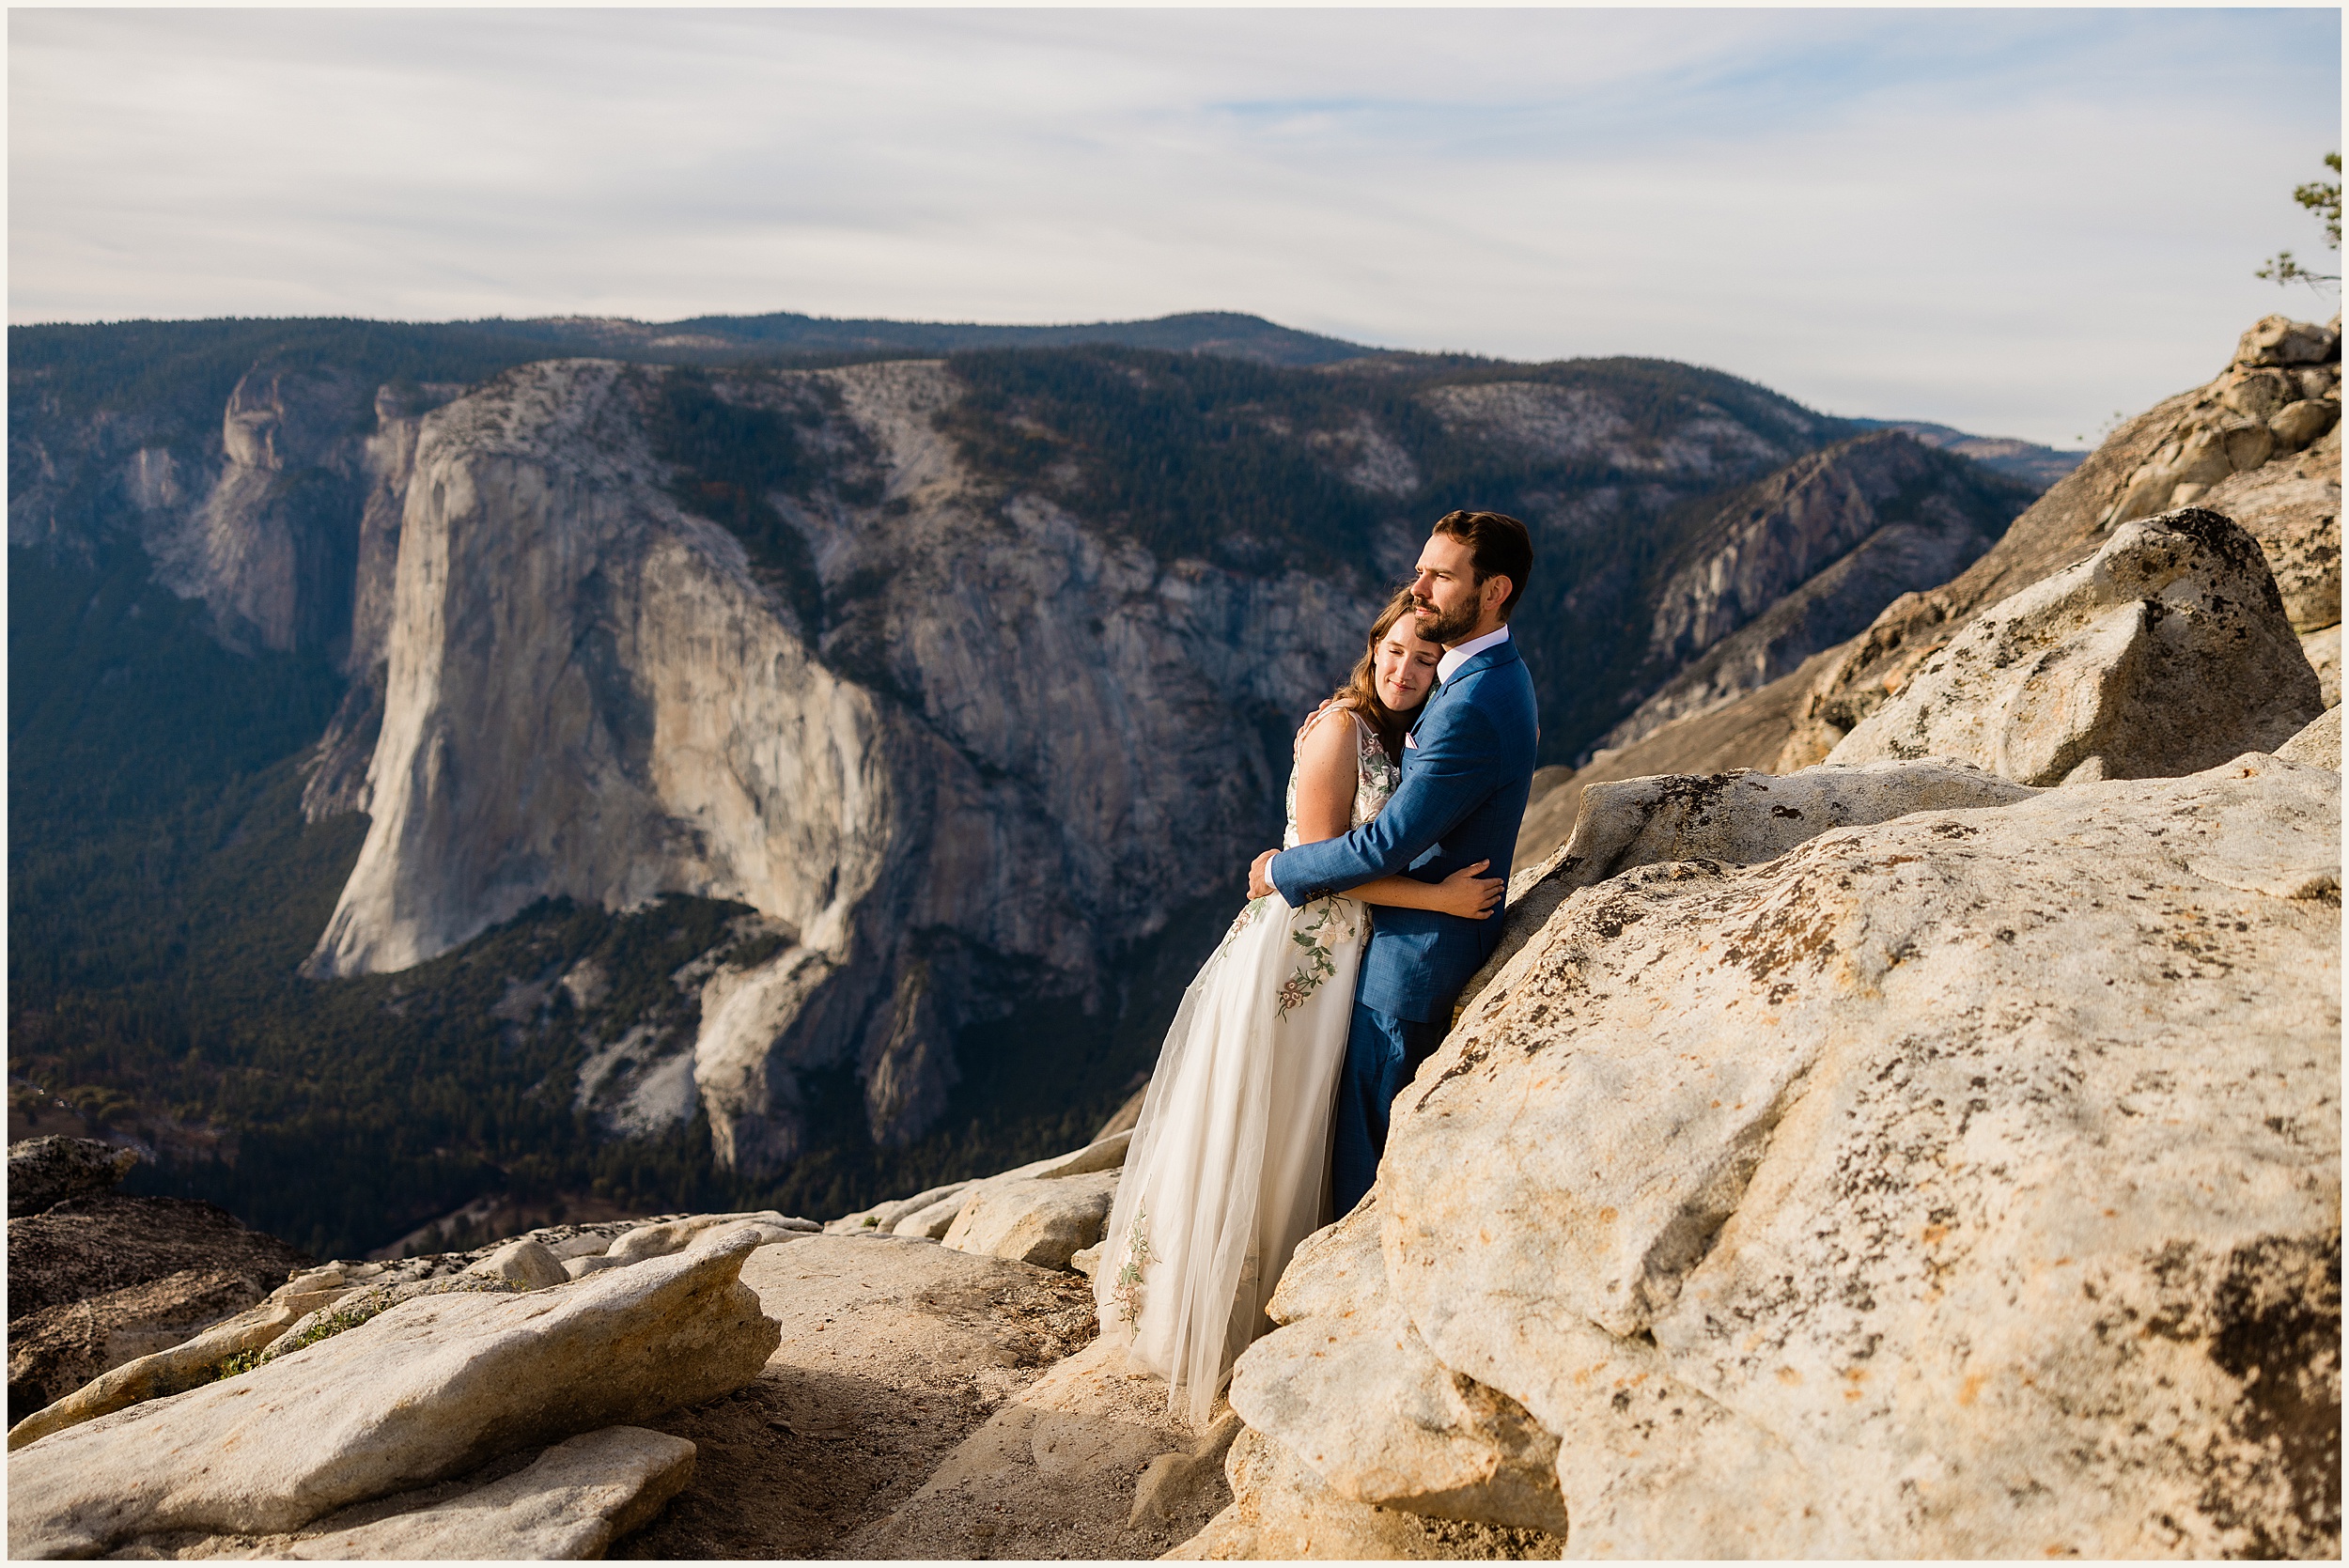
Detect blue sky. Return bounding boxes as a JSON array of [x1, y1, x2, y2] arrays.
[[8, 7, 2341, 445]]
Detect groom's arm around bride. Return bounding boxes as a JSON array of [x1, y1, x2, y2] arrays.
[[1251, 511, 1540, 1214]]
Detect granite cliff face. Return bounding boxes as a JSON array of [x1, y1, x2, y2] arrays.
[[299, 358, 1373, 1172]]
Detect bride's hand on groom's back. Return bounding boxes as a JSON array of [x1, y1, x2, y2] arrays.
[[1434, 860, 1503, 920]]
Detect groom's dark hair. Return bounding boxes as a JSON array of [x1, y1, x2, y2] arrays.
[[1432, 510, 1532, 620]]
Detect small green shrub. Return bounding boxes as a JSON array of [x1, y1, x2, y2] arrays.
[[259, 1305, 381, 1363]]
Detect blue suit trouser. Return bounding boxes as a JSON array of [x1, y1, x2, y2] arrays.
[[1331, 999, 1450, 1218]]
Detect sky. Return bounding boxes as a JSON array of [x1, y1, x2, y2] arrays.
[[8, 7, 2341, 446]]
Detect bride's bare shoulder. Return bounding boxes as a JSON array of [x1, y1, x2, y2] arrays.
[[1295, 697, 1368, 757], [1295, 697, 1367, 744]]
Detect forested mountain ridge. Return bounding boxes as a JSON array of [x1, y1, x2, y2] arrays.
[[495, 307, 1376, 365], [8, 315, 2046, 1255], [4, 308, 1363, 424]]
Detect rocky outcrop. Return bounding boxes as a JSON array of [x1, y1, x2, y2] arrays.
[[1601, 431, 2030, 753], [467, 1235, 569, 1288], [1209, 753, 2340, 1558], [1512, 647, 1846, 864], [11, 1211, 351, 1335], [23, 1426, 698, 1561], [1230, 1202, 1568, 1536], [0, 1131, 1221, 1559], [280, 1426, 698, 1560], [2305, 624, 2342, 708], [829, 1127, 1131, 1244], [1173, 1424, 1563, 1560], [7, 1135, 139, 1217], [7, 1188, 310, 1424], [1778, 315, 2340, 770], [2281, 705, 2342, 768], [2106, 316, 2341, 527], [3, 1130, 1119, 1536], [8, 1226, 780, 1557], [3, 1147, 1190, 1560], [2201, 424, 2342, 636], [943, 1171, 1120, 1270], [1828, 508, 2322, 783], [8, 1273, 347, 1452], [7, 1266, 298, 1434], [5, 1182, 307, 1325], [1478, 758, 2041, 1015], [560, 1209, 812, 1278], [6, 1207, 814, 1452]]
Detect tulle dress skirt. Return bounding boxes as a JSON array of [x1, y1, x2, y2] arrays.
[[1093, 887, 1365, 1428]]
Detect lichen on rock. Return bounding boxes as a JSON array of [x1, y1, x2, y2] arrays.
[[1213, 753, 2340, 1559]]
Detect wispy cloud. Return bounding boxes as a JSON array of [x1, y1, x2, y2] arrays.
[[8, 8, 2340, 444]]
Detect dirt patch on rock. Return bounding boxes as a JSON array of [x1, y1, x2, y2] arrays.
[[619, 1234, 1125, 1559], [842, 1337, 1229, 1560]]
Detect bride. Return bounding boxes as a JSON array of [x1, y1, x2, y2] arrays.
[[1095, 589, 1503, 1426]]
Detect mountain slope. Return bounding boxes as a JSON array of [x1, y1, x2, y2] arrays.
[[1843, 417, 2085, 489], [1595, 430, 2034, 755]]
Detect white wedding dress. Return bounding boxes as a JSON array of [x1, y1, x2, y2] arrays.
[[1094, 705, 1400, 1427]]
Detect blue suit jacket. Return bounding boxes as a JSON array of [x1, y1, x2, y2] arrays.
[[1268, 637, 1538, 1023]]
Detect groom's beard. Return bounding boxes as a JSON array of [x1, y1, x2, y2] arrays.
[[1412, 591, 1480, 645]]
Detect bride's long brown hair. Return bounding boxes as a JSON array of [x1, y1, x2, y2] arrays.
[[1330, 588, 1435, 765]]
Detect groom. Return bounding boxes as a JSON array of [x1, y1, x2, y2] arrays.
[[1250, 509, 1539, 1216]]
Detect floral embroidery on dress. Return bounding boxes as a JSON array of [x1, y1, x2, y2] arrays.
[[1215, 895, 1270, 960], [1112, 1204, 1156, 1329], [1354, 722, 1399, 823], [1275, 899, 1346, 1015]]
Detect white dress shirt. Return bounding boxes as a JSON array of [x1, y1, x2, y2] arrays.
[[1437, 625, 1512, 686]]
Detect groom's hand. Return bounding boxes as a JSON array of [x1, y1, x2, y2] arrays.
[[1248, 849, 1278, 901]]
